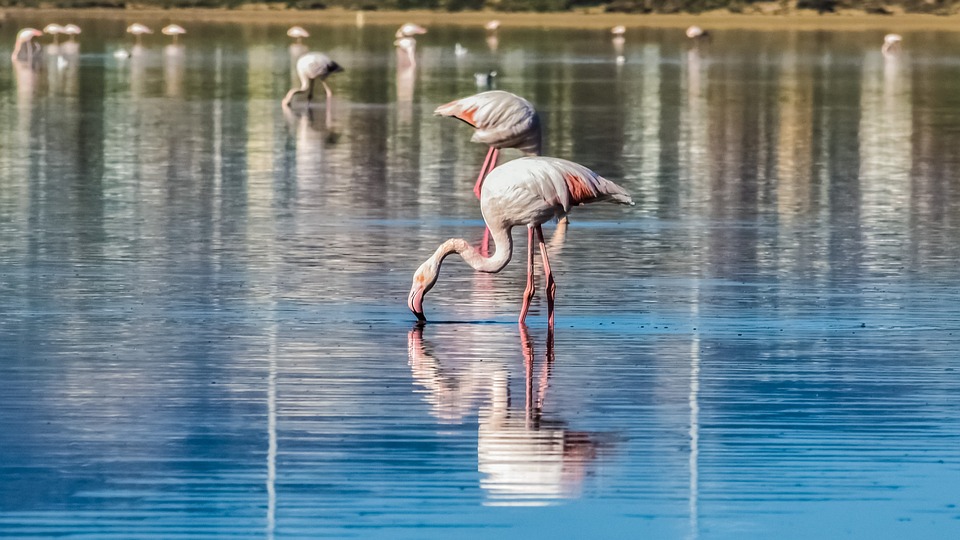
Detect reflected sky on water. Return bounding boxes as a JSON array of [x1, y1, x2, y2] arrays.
[[1, 16, 960, 539]]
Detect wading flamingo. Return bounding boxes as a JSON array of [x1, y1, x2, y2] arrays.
[[882, 33, 902, 56], [434, 90, 541, 199], [611, 25, 625, 37], [686, 25, 710, 41], [11, 28, 43, 63], [162, 24, 186, 44], [63, 24, 81, 41], [485, 20, 501, 34], [43, 24, 64, 44], [407, 157, 633, 325], [396, 23, 427, 38], [127, 23, 153, 45], [287, 26, 309, 44], [282, 52, 343, 108]]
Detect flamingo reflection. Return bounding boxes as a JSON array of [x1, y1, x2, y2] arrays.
[[164, 44, 186, 98], [407, 325, 606, 506]]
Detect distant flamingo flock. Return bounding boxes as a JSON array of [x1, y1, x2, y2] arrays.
[[9, 20, 906, 325]]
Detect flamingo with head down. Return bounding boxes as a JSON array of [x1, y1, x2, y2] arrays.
[[434, 90, 541, 200], [407, 156, 633, 325], [282, 52, 343, 108], [11, 28, 43, 62]]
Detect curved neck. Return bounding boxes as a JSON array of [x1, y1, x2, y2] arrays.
[[433, 223, 513, 274], [11, 41, 23, 62]]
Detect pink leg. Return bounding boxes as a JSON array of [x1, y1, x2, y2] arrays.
[[519, 227, 536, 324], [473, 147, 499, 199], [535, 225, 556, 327]]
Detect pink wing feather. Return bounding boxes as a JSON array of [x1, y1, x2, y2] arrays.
[[481, 157, 633, 227], [434, 91, 541, 155]]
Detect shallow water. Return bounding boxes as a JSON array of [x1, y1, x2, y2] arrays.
[[2, 16, 960, 539]]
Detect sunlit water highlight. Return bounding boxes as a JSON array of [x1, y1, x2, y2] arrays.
[[2, 16, 960, 539]]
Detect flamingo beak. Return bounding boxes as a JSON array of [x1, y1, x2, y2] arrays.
[[408, 288, 426, 322]]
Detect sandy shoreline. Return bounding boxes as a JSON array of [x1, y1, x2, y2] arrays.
[[4, 6, 960, 31]]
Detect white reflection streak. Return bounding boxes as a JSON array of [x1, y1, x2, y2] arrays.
[[267, 323, 277, 540], [639, 45, 661, 209], [688, 323, 700, 540], [213, 48, 223, 238]]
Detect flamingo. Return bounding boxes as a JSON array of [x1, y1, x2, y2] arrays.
[[63, 24, 81, 41], [407, 157, 633, 325], [434, 90, 541, 200], [882, 33, 902, 56], [686, 25, 710, 40], [485, 20, 501, 34], [396, 23, 427, 38], [287, 26, 309, 44], [11, 28, 43, 63], [282, 52, 343, 108], [127, 23, 153, 45], [43, 24, 64, 44], [162, 24, 186, 44], [610, 25, 625, 37]]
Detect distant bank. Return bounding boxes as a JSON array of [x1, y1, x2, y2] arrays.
[[4, 6, 960, 31]]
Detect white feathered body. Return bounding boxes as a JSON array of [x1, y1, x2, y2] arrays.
[[297, 52, 342, 82], [435, 91, 541, 155], [480, 157, 633, 229]]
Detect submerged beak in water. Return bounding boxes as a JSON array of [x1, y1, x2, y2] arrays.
[[408, 287, 426, 322], [408, 259, 438, 322]]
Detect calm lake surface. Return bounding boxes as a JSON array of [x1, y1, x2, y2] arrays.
[[2, 14, 960, 539]]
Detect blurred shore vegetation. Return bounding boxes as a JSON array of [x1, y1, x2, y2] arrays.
[[0, 0, 957, 15]]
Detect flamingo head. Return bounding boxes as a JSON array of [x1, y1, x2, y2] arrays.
[[19, 28, 43, 42], [408, 257, 440, 322]]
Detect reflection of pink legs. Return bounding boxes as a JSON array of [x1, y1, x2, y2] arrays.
[[519, 227, 536, 324], [520, 323, 555, 417], [535, 225, 556, 327], [473, 147, 499, 199]]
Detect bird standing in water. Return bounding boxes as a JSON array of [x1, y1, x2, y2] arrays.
[[434, 90, 541, 200], [282, 52, 343, 108], [126, 23, 153, 45], [408, 157, 633, 326], [882, 33, 902, 56], [162, 24, 186, 44], [11, 28, 43, 63]]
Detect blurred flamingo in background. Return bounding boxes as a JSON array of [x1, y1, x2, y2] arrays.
[[11, 28, 42, 63], [287, 26, 309, 44], [162, 24, 186, 44], [127, 23, 152, 45], [435, 90, 542, 199], [686, 25, 710, 41], [408, 157, 633, 325], [485, 20, 501, 34], [882, 33, 902, 56], [63, 24, 81, 41], [282, 52, 343, 108], [396, 22, 427, 38], [43, 24, 64, 44]]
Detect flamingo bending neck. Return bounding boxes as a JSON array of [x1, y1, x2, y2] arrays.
[[409, 225, 513, 320]]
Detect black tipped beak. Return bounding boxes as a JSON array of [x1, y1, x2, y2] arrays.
[[413, 309, 426, 322]]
